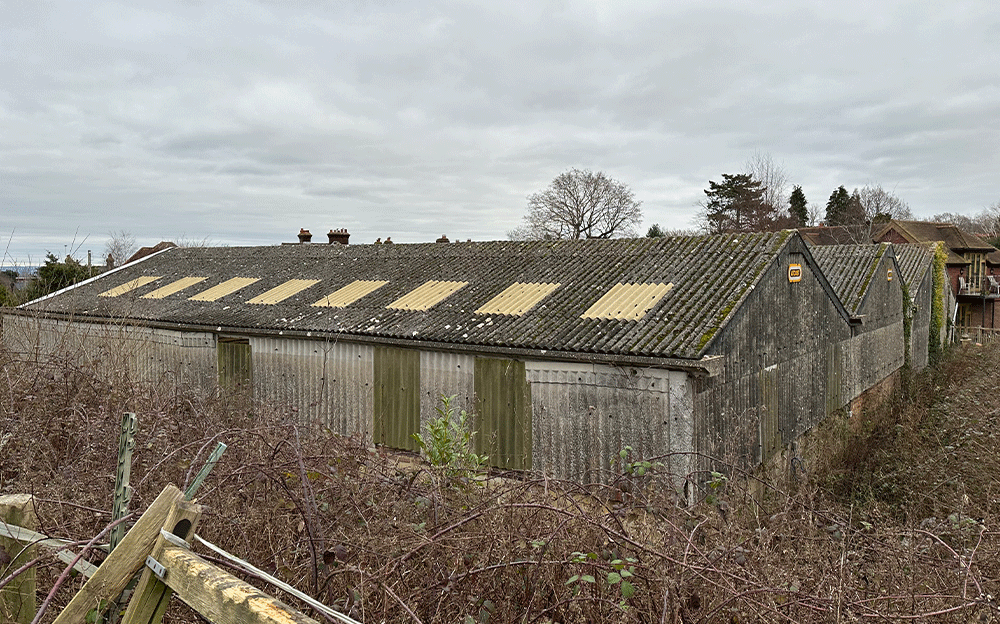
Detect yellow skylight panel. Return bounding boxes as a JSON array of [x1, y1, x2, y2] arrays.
[[581, 283, 674, 321], [189, 277, 260, 302], [475, 282, 561, 316], [311, 280, 389, 308], [246, 279, 321, 305], [387, 280, 468, 311], [99, 276, 161, 297], [141, 276, 207, 299]]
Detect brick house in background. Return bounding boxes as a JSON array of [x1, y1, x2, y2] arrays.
[[875, 220, 1000, 329]]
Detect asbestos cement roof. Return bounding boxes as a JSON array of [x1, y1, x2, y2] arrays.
[[809, 243, 889, 315], [892, 244, 935, 293], [20, 232, 795, 360]]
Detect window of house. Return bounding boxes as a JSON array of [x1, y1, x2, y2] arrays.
[[967, 253, 985, 293]]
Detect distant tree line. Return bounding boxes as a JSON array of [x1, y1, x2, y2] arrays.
[[509, 158, 995, 244], [695, 152, 914, 237]]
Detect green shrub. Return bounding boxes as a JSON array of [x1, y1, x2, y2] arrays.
[[413, 394, 487, 474]]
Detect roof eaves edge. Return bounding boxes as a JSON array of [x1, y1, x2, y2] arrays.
[[3, 308, 719, 375], [17, 246, 178, 309]]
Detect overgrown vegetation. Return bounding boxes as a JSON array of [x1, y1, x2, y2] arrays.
[[412, 394, 487, 475], [930, 241, 948, 363], [3, 333, 1000, 623]]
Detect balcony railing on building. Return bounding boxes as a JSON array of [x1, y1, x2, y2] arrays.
[[958, 275, 1000, 298]]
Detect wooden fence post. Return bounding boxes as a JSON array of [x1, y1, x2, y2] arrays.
[[121, 499, 203, 624], [1, 494, 37, 624], [52, 484, 183, 624]]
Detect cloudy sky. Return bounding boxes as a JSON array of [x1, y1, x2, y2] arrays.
[[3, 0, 999, 264]]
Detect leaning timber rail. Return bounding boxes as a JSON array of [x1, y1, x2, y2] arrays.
[[0, 484, 362, 624]]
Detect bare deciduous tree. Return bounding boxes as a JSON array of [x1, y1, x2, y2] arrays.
[[744, 151, 789, 214], [104, 229, 137, 267], [933, 204, 1000, 242], [807, 202, 823, 227], [509, 169, 642, 240], [856, 184, 912, 223]]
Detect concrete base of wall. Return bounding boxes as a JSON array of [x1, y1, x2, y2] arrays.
[[750, 366, 905, 507], [848, 368, 902, 425]]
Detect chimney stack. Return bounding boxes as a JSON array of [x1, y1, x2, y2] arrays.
[[328, 228, 350, 245], [298, 228, 312, 243], [436, 234, 450, 244]]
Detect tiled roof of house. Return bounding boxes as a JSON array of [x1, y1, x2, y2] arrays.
[[125, 241, 178, 265], [809, 244, 889, 315], [876, 220, 998, 265], [892, 243, 935, 293], [21, 232, 796, 360]]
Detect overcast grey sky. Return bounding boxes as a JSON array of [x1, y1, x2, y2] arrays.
[[3, 0, 999, 264]]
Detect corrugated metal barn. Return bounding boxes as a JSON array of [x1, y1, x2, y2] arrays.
[[1, 232, 934, 485]]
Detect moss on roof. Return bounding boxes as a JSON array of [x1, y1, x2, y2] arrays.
[[22, 232, 794, 360]]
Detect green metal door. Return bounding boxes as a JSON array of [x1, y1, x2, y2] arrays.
[[373, 346, 420, 451], [474, 358, 532, 470], [218, 337, 252, 394]]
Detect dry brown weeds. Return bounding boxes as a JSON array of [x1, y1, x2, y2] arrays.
[[3, 339, 1000, 623]]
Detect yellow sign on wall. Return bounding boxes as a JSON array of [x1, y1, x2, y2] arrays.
[[788, 264, 802, 283]]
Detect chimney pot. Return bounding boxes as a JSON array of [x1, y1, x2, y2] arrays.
[[298, 228, 312, 243], [436, 234, 450, 244]]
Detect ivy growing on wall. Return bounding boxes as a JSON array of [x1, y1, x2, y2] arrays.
[[929, 242, 948, 364]]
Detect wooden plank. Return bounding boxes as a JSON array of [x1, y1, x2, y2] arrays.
[[0, 522, 100, 578], [1, 494, 37, 624], [157, 546, 320, 624], [52, 484, 184, 624], [121, 500, 203, 624]]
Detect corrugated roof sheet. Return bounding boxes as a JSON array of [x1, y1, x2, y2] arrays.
[[387, 280, 468, 311], [99, 276, 161, 297], [142, 276, 207, 300], [189, 277, 260, 302], [475, 282, 560, 317], [809, 244, 888, 315], [892, 244, 935, 292], [312, 280, 389, 308], [580, 283, 673, 321], [22, 232, 794, 359], [246, 279, 322, 305]]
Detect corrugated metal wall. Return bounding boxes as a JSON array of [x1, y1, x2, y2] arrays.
[[910, 268, 934, 371], [1, 315, 215, 389], [699, 238, 854, 478], [251, 336, 372, 437], [527, 361, 693, 484], [130, 326, 215, 387], [419, 351, 475, 427], [475, 358, 532, 471], [373, 346, 420, 450], [698, 238, 909, 480]]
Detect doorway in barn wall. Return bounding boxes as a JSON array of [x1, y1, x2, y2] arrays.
[[217, 336, 252, 396], [373, 346, 421, 451], [474, 357, 532, 470]]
